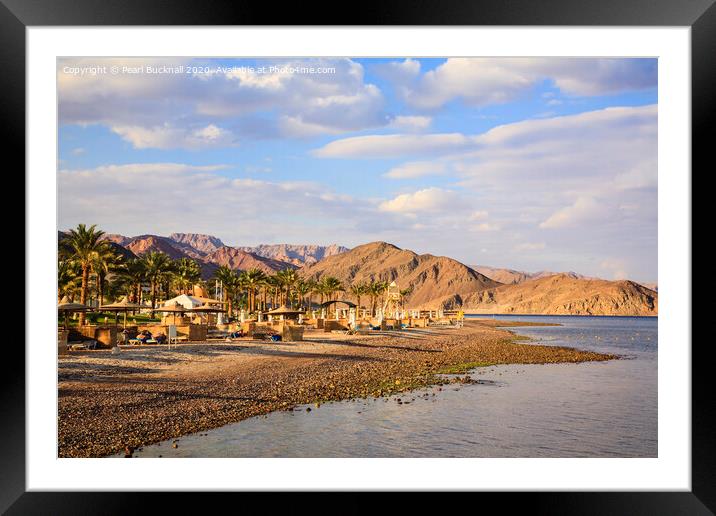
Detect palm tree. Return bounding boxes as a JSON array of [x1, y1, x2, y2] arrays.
[[61, 224, 109, 324], [119, 258, 147, 305], [275, 269, 299, 307], [213, 265, 239, 319], [91, 245, 123, 308], [265, 274, 281, 309], [140, 251, 174, 316], [239, 268, 267, 313], [349, 282, 369, 311], [294, 280, 313, 310], [58, 259, 81, 302], [369, 280, 389, 316], [173, 258, 202, 295], [399, 287, 414, 309], [320, 276, 344, 303]]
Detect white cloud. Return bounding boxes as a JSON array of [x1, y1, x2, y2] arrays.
[[515, 242, 546, 251], [384, 57, 656, 109], [111, 123, 236, 150], [58, 162, 375, 243], [378, 187, 466, 216], [58, 57, 388, 148], [388, 115, 432, 132], [468, 210, 488, 221], [539, 196, 603, 229], [613, 160, 658, 190], [314, 133, 474, 159], [470, 222, 499, 233], [384, 161, 446, 179], [600, 258, 629, 280]]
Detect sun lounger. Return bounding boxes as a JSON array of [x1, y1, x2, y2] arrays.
[[69, 341, 97, 351]]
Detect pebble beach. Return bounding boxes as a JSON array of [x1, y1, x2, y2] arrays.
[[58, 319, 615, 458]]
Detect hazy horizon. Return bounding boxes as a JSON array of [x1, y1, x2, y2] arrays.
[[58, 57, 657, 283]]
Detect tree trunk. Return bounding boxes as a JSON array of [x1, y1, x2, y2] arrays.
[[150, 282, 157, 318], [98, 274, 105, 308], [79, 264, 89, 325]]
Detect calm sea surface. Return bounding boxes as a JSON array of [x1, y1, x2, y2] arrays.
[[126, 316, 657, 458]]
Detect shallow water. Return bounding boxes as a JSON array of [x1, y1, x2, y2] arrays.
[[125, 316, 657, 458]]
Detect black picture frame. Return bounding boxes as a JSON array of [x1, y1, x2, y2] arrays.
[[6, 0, 708, 513]]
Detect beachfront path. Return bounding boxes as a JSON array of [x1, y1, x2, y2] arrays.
[[58, 320, 614, 458]]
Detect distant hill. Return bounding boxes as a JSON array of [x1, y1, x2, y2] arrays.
[[169, 233, 225, 255], [204, 246, 298, 274], [123, 235, 187, 260], [472, 265, 532, 285], [94, 231, 302, 278], [300, 241, 500, 308], [472, 265, 590, 284], [237, 243, 349, 266], [462, 273, 658, 316]]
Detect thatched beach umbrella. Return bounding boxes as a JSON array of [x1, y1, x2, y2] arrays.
[[100, 296, 144, 329], [267, 305, 305, 320], [154, 301, 188, 326], [58, 296, 92, 329], [188, 303, 226, 327]]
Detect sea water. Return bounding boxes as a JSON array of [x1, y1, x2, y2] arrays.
[[125, 316, 657, 458]]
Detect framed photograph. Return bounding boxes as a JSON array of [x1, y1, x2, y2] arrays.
[[9, 0, 709, 512]]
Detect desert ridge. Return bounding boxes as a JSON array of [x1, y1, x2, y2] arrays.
[[460, 273, 657, 316]]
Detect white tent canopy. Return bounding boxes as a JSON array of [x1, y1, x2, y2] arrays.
[[163, 294, 223, 310]]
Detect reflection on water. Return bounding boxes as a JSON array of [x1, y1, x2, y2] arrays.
[[127, 316, 657, 458]]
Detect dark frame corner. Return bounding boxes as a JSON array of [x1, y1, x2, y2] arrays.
[[7, 0, 709, 513]]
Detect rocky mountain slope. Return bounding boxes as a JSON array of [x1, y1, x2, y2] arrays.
[[300, 241, 500, 308], [461, 273, 658, 315], [472, 265, 532, 285], [203, 246, 298, 274], [237, 243, 349, 266], [95, 232, 300, 278], [123, 235, 187, 260], [472, 265, 589, 284], [169, 233, 225, 255]]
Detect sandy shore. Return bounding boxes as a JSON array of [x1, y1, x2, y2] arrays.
[[58, 319, 615, 457]]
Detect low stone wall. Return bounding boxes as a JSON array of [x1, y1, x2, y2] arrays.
[[324, 320, 348, 332], [241, 321, 257, 336], [408, 317, 428, 328], [72, 325, 117, 348], [384, 318, 403, 330], [188, 325, 207, 341], [136, 324, 205, 342], [58, 329, 69, 355], [282, 325, 304, 342]]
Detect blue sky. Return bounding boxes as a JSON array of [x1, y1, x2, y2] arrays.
[[58, 57, 657, 282]]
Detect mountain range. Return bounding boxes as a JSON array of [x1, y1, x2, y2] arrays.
[[58, 230, 658, 315], [461, 273, 658, 316], [472, 264, 657, 292], [471, 265, 590, 285]]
